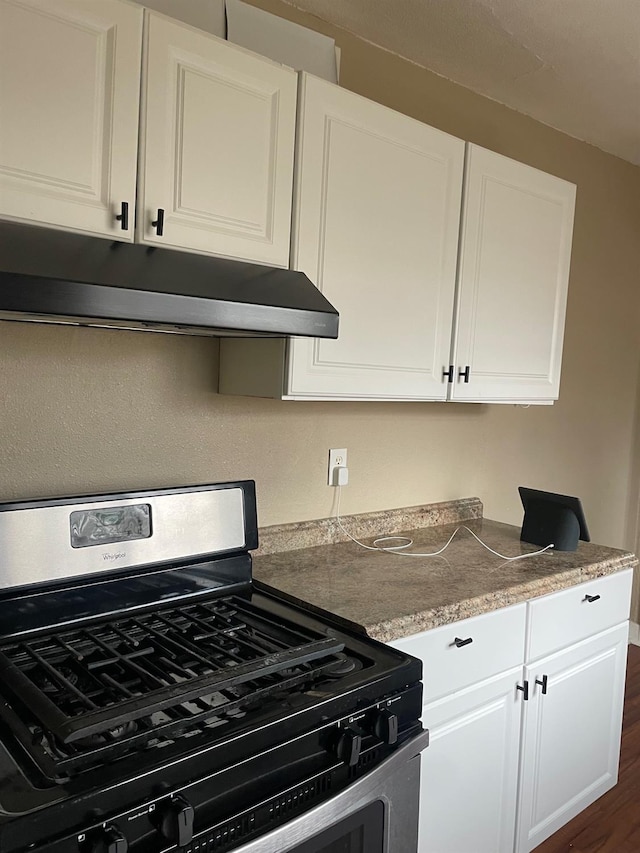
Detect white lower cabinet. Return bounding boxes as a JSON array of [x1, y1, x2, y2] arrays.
[[391, 603, 527, 853], [390, 568, 633, 853], [516, 623, 628, 852], [420, 668, 522, 853]]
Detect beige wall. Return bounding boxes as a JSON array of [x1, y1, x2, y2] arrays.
[[2, 1, 640, 610]]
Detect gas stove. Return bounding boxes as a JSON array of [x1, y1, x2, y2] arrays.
[[0, 481, 425, 853]]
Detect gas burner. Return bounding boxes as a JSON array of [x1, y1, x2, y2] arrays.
[[39, 669, 78, 693], [324, 654, 363, 678], [109, 720, 139, 741], [75, 720, 139, 748]]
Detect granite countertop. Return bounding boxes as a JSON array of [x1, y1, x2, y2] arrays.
[[253, 505, 637, 643]]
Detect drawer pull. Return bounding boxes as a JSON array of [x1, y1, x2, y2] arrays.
[[583, 594, 601, 603], [452, 637, 473, 648], [535, 674, 548, 695], [517, 680, 529, 701]]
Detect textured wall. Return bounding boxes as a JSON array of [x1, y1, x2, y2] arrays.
[[2, 2, 640, 606]]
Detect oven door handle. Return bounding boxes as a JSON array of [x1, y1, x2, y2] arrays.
[[230, 728, 430, 853]]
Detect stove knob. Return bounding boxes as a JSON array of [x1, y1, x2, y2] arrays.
[[373, 709, 398, 745], [336, 727, 362, 767], [86, 826, 128, 853], [156, 795, 195, 847]]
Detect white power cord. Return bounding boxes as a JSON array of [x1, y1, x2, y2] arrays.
[[334, 485, 554, 562]]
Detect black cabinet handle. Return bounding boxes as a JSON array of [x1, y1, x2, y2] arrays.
[[583, 594, 601, 603], [535, 675, 548, 695], [115, 201, 129, 231], [152, 208, 165, 236], [452, 637, 473, 648], [442, 365, 454, 383], [458, 365, 470, 383], [517, 681, 529, 701]]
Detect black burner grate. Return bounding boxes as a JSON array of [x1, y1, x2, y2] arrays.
[[0, 644, 349, 781], [0, 595, 344, 756]]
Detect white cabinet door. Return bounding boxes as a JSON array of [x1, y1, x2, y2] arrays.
[[286, 73, 464, 400], [219, 95, 576, 404], [451, 144, 576, 403], [138, 11, 297, 266], [516, 623, 628, 853], [420, 668, 523, 853], [0, 0, 142, 240]]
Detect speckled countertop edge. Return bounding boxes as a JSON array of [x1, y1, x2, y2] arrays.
[[365, 552, 637, 642], [253, 508, 638, 643]]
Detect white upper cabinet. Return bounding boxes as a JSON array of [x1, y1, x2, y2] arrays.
[[450, 145, 576, 403], [137, 11, 297, 266], [220, 72, 465, 400], [219, 81, 577, 404], [0, 0, 142, 240], [287, 73, 464, 399], [0, 1, 297, 264]]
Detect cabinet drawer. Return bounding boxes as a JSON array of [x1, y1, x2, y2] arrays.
[[390, 603, 526, 702], [526, 568, 633, 661]]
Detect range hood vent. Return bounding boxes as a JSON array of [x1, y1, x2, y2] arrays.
[[0, 222, 339, 339]]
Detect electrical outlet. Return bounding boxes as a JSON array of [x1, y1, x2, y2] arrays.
[[327, 448, 348, 486]]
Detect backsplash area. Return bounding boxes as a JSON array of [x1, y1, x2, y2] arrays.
[[255, 498, 483, 555]]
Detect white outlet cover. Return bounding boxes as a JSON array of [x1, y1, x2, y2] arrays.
[[328, 448, 348, 486]]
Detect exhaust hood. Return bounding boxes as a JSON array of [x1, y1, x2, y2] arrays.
[[0, 221, 339, 339]]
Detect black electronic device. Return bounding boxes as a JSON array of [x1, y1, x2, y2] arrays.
[[519, 487, 590, 552]]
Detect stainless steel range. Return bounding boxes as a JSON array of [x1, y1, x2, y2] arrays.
[[0, 481, 427, 853]]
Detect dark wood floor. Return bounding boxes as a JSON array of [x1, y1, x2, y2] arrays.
[[535, 643, 640, 853]]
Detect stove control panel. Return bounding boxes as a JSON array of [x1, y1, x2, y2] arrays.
[[328, 700, 401, 766], [37, 684, 422, 853]]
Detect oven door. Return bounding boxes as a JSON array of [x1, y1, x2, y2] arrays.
[[232, 730, 429, 853]]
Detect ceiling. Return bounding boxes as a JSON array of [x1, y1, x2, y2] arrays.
[[283, 0, 640, 166]]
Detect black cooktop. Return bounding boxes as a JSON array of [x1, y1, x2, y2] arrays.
[[0, 579, 420, 818], [0, 591, 347, 778]]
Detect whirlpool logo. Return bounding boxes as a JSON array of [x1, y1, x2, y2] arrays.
[[102, 551, 126, 562]]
